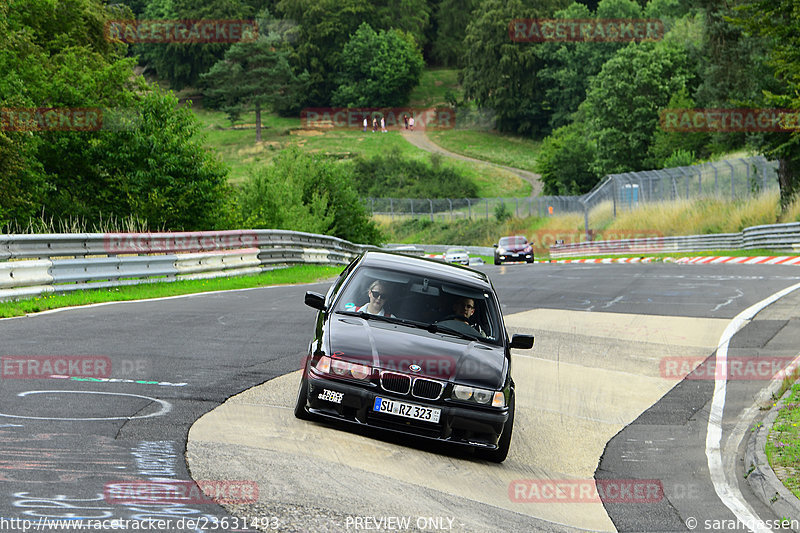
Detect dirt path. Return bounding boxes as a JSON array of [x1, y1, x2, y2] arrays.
[[400, 129, 543, 197]]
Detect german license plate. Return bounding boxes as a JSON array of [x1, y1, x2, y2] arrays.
[[373, 397, 441, 423]]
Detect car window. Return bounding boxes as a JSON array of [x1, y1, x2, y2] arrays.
[[499, 237, 527, 246], [333, 265, 502, 345]]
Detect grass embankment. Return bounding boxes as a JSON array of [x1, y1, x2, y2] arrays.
[[0, 265, 342, 319], [766, 382, 800, 499], [193, 107, 530, 197], [427, 130, 541, 172]]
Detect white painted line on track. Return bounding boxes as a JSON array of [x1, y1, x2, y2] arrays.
[[706, 281, 800, 533]]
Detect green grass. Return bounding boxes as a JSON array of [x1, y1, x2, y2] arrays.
[[408, 68, 462, 108], [766, 382, 800, 500], [427, 130, 542, 172], [293, 130, 530, 197], [193, 107, 301, 184], [0, 265, 342, 318], [193, 107, 531, 197]]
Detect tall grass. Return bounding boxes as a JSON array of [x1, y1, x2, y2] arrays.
[[2, 213, 158, 234], [381, 191, 791, 247]]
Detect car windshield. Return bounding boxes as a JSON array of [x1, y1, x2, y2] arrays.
[[499, 237, 527, 246], [446, 248, 467, 254], [333, 265, 502, 345]]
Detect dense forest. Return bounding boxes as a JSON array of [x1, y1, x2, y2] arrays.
[[1, 0, 798, 241]]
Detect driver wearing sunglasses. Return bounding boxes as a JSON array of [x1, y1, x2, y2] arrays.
[[356, 280, 395, 317]]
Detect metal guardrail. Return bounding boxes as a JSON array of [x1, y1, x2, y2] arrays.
[[550, 222, 800, 258], [0, 230, 387, 301]]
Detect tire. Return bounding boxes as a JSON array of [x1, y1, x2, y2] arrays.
[[294, 375, 313, 420], [476, 396, 514, 463], [494, 258, 501, 265], [526, 257, 534, 264]]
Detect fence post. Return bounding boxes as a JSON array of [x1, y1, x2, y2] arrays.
[[466, 198, 472, 219], [485, 199, 489, 220], [428, 199, 433, 222], [722, 159, 735, 200], [390, 198, 394, 220], [448, 199, 453, 220]]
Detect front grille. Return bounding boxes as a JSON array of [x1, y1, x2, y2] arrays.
[[412, 378, 444, 400], [380, 371, 411, 395]]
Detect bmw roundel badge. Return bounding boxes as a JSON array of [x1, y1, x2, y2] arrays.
[[409, 364, 422, 373]]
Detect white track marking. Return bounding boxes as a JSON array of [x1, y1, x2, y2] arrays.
[[706, 281, 800, 532]]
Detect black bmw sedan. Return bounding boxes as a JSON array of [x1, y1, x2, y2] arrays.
[[295, 251, 534, 462]]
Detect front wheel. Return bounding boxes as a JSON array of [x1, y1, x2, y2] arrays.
[[294, 375, 312, 420], [476, 396, 514, 463]]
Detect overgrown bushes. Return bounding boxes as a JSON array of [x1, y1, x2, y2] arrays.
[[350, 148, 478, 199]]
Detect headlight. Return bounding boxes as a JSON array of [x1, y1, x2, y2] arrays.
[[452, 385, 501, 406], [473, 389, 492, 404], [315, 356, 371, 381], [350, 364, 370, 380], [453, 385, 473, 400], [497, 248, 506, 254], [315, 355, 331, 374]]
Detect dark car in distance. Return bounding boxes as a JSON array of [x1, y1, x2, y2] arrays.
[[494, 235, 534, 265], [295, 251, 534, 462]]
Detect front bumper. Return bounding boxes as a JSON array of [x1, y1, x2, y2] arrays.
[[304, 372, 509, 449], [496, 252, 533, 262]]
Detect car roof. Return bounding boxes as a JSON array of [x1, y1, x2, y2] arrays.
[[360, 251, 491, 288]]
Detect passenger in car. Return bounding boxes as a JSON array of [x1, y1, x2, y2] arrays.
[[356, 280, 395, 317], [448, 297, 486, 336]]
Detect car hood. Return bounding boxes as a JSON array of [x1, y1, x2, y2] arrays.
[[327, 315, 506, 389]]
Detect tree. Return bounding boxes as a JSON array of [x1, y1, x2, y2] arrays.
[[202, 11, 309, 141], [582, 40, 691, 176], [460, 0, 570, 136], [429, 0, 479, 66], [236, 148, 383, 245], [134, 0, 254, 90], [733, 0, 800, 209], [330, 23, 424, 108], [535, 122, 598, 195], [1, 0, 231, 231], [276, 0, 430, 106]]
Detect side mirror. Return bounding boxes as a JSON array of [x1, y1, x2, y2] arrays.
[[493, 244, 498, 248], [304, 291, 326, 311], [510, 334, 534, 350]]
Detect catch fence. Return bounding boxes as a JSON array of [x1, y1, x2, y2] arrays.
[[364, 156, 779, 220]]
